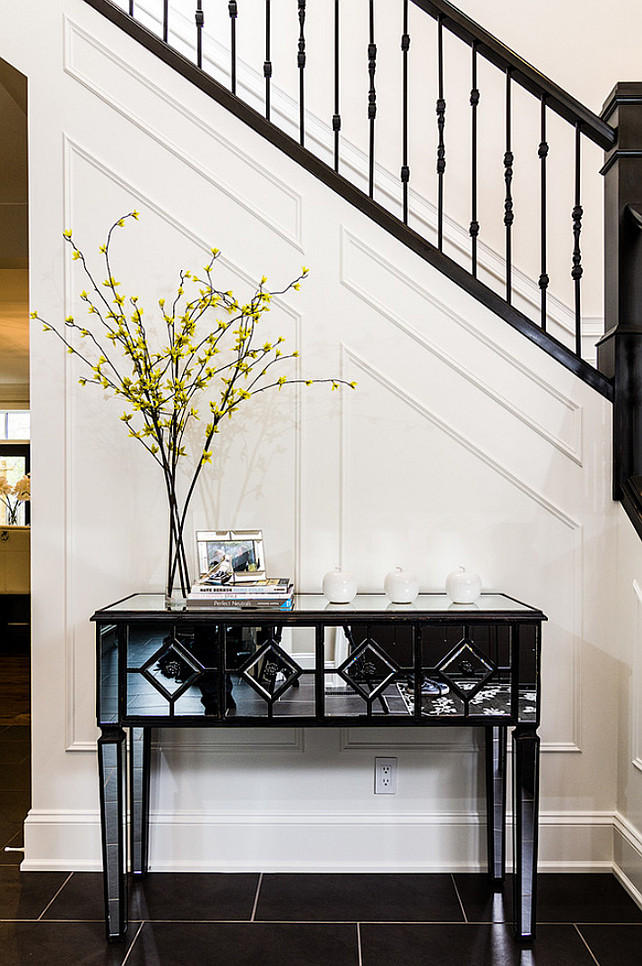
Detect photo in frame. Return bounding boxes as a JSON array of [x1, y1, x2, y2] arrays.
[[195, 529, 266, 584]]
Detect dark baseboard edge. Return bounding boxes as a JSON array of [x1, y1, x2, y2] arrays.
[[81, 0, 614, 403], [621, 477, 642, 541]]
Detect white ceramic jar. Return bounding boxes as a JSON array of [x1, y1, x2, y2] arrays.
[[322, 567, 357, 604], [384, 566, 419, 604], [445, 565, 482, 603]]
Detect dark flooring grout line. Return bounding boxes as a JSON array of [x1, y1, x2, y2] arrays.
[[37, 872, 74, 921], [574, 924, 602, 965], [450, 873, 468, 923], [120, 921, 145, 965]]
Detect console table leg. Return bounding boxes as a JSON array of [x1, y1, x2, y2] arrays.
[[130, 727, 151, 876], [485, 725, 507, 883], [512, 724, 540, 942], [98, 727, 128, 941]]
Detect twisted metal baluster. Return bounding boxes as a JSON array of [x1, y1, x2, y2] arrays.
[[538, 95, 549, 330], [195, 1, 204, 69], [229, 1, 238, 95], [264, 0, 272, 119], [333, 0, 341, 172], [436, 15, 446, 251], [163, 0, 169, 42], [469, 41, 480, 275], [504, 69, 514, 303], [368, 0, 377, 198], [401, 0, 410, 223], [298, 0, 307, 146], [571, 122, 583, 357]]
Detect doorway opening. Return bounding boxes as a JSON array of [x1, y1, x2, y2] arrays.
[[0, 54, 30, 871]]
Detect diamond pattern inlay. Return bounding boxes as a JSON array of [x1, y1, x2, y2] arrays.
[[141, 636, 204, 702], [239, 640, 302, 701], [437, 638, 495, 700], [338, 639, 400, 701]]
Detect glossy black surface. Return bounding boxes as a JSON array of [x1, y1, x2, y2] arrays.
[[94, 597, 544, 940]]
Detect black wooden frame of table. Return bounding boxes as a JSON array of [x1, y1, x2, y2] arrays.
[[92, 593, 545, 943]]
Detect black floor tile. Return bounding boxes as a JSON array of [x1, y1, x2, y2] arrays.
[[0, 867, 70, 919], [360, 922, 597, 966], [578, 923, 642, 966], [125, 921, 358, 966], [256, 873, 463, 922], [454, 873, 642, 924], [45, 872, 260, 922], [534, 874, 642, 923], [0, 921, 138, 966]]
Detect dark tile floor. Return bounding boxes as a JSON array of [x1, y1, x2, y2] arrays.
[[3, 661, 642, 964]]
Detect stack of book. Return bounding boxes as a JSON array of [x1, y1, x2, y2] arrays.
[[186, 577, 294, 610]]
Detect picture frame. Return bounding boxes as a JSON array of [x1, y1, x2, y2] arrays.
[[195, 529, 266, 584]]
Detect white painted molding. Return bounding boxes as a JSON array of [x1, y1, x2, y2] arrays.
[[341, 346, 582, 532], [155, 730, 306, 753], [21, 805, 617, 873], [63, 16, 304, 251], [633, 580, 642, 772], [61, 134, 303, 751], [340, 226, 583, 466]]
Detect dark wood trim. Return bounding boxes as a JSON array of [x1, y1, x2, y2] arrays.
[[621, 476, 642, 539]]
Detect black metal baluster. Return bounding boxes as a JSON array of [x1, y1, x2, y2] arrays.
[[538, 95, 549, 330], [229, 1, 238, 95], [128, 1, 134, 16], [298, 0, 307, 146], [572, 122, 583, 356], [333, 0, 341, 172], [163, 0, 169, 42], [504, 69, 514, 303], [436, 15, 446, 251], [368, 0, 377, 198], [401, 0, 410, 223], [264, 0, 272, 120], [195, 1, 204, 70], [469, 41, 480, 274]]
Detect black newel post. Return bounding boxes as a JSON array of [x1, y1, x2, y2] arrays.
[[597, 83, 642, 499]]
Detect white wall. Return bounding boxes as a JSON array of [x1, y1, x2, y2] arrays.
[[2, 0, 640, 880]]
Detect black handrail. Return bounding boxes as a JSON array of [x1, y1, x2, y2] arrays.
[[410, 0, 615, 151]]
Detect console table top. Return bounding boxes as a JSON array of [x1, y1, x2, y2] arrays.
[[92, 592, 546, 622]]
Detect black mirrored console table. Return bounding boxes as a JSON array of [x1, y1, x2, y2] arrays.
[[92, 592, 545, 943]]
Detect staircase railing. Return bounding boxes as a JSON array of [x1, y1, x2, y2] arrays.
[[82, 0, 615, 400]]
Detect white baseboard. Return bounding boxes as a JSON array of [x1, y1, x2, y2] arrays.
[[613, 811, 642, 906], [21, 807, 618, 874]]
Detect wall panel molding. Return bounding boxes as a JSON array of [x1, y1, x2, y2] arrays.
[[64, 16, 303, 251], [340, 228, 583, 466], [341, 347, 582, 531], [62, 135, 303, 751], [339, 345, 583, 752]]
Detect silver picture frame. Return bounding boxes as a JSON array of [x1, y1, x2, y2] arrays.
[[195, 529, 266, 584]]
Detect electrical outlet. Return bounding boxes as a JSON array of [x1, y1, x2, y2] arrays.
[[374, 756, 397, 794]]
